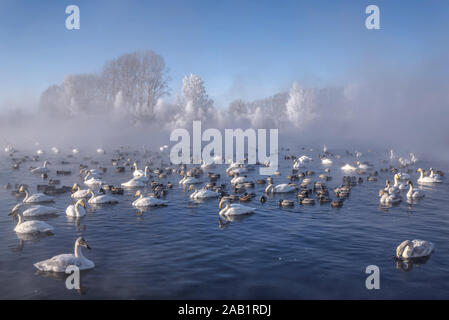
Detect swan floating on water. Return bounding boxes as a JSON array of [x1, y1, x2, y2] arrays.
[[84, 172, 103, 187], [189, 185, 220, 199], [19, 185, 54, 204], [406, 181, 425, 199], [341, 164, 356, 171], [132, 190, 168, 207], [218, 199, 255, 217], [71, 183, 91, 198], [9, 204, 54, 234], [30, 161, 51, 174], [66, 199, 87, 217], [265, 182, 295, 194], [18, 204, 59, 217], [34, 237, 94, 272], [121, 176, 148, 188], [179, 175, 200, 185], [396, 240, 434, 260], [87, 189, 119, 204], [393, 174, 407, 191], [417, 168, 442, 184], [379, 190, 401, 205]]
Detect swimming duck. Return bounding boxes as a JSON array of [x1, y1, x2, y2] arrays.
[[278, 199, 294, 207], [34, 237, 94, 272], [299, 198, 315, 205], [19, 185, 54, 204], [331, 199, 344, 208], [9, 204, 54, 234], [396, 240, 434, 260]]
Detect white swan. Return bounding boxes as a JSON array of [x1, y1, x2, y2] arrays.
[[30, 160, 50, 174], [179, 175, 200, 185], [396, 240, 434, 260], [9, 205, 54, 234], [397, 172, 411, 180], [66, 199, 87, 217], [132, 190, 168, 207], [34, 237, 94, 272], [379, 190, 402, 205], [84, 172, 103, 187], [417, 168, 442, 184], [87, 190, 119, 204], [406, 181, 425, 199], [218, 199, 255, 217], [189, 185, 220, 199], [384, 180, 400, 195], [265, 183, 295, 194], [132, 162, 146, 177], [121, 176, 147, 188], [71, 183, 91, 198], [19, 186, 54, 204], [97, 148, 105, 154], [51, 147, 59, 154], [393, 174, 407, 191], [341, 164, 356, 171], [20, 204, 59, 217], [429, 168, 443, 180], [230, 174, 251, 185], [321, 158, 333, 165]]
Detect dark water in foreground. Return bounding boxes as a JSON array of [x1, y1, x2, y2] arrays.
[[1, 148, 449, 299]]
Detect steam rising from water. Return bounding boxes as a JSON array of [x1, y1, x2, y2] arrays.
[[1, 51, 449, 160]]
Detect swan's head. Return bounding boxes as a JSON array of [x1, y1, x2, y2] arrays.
[[429, 168, 434, 172], [76, 237, 91, 250], [72, 183, 79, 192], [188, 185, 196, 192], [416, 168, 423, 173], [394, 174, 399, 181], [18, 185, 27, 192], [134, 190, 142, 198], [9, 203, 25, 216], [406, 180, 413, 186], [378, 190, 385, 197]]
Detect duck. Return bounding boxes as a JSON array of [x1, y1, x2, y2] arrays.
[[265, 182, 296, 194], [19, 185, 54, 204], [132, 190, 168, 207], [71, 183, 91, 198], [218, 199, 255, 217], [66, 199, 87, 217], [278, 199, 294, 207], [34, 237, 94, 272], [379, 190, 402, 205], [188, 185, 220, 199], [331, 199, 344, 208], [30, 161, 51, 174], [406, 180, 425, 199], [396, 240, 434, 260], [9, 204, 54, 234], [417, 168, 442, 184], [87, 189, 119, 204], [299, 198, 315, 205]]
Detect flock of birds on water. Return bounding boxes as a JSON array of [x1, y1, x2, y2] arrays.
[[1, 143, 444, 274]]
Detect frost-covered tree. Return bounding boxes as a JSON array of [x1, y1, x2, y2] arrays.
[[285, 81, 316, 128]]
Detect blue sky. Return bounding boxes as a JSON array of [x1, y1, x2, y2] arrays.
[[0, 0, 448, 110]]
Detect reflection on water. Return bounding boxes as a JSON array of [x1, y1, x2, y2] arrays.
[[0, 148, 448, 299]]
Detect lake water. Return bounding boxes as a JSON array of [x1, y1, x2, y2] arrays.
[[1, 147, 448, 299]]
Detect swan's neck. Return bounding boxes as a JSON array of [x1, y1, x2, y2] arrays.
[[394, 177, 399, 186], [74, 242, 85, 259], [43, 161, 47, 168], [16, 212, 23, 226], [89, 190, 95, 201], [75, 200, 82, 215], [407, 184, 413, 197], [419, 170, 424, 180], [23, 190, 29, 202], [138, 194, 143, 200], [219, 203, 230, 216]]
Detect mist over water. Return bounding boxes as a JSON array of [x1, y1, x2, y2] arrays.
[[1, 50, 448, 161]]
